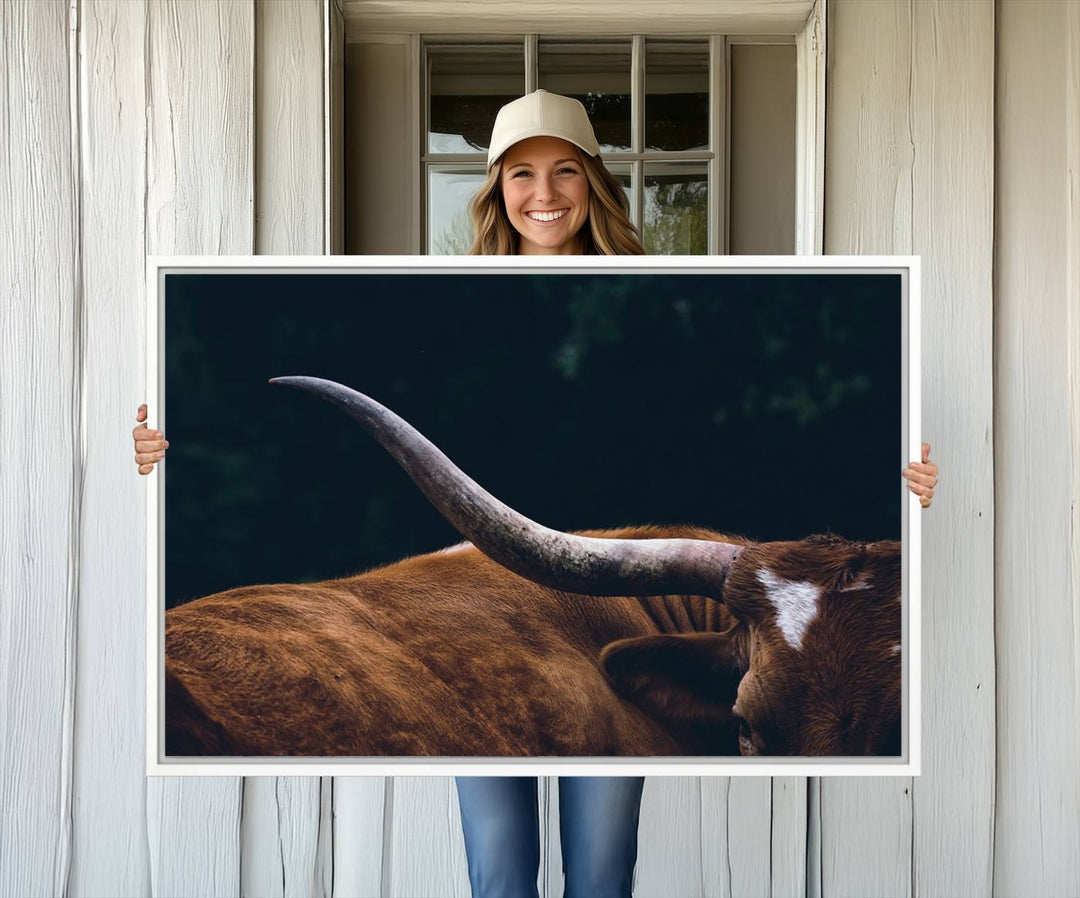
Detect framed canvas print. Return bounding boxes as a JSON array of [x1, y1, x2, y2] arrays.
[[146, 255, 920, 776]]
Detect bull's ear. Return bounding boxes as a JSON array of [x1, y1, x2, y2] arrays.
[[600, 632, 746, 755]]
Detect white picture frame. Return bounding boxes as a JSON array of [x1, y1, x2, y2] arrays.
[[146, 254, 920, 777]]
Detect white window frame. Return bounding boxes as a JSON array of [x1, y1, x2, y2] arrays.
[[399, 1, 826, 256]]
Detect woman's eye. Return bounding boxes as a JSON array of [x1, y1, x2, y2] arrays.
[[557, 167, 580, 175]]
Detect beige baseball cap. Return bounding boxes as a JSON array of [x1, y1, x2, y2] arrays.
[[486, 90, 601, 169]]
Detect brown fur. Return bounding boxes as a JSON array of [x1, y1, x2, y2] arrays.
[[165, 527, 902, 758]]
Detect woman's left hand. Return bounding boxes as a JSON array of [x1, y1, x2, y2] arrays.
[[903, 442, 938, 508]]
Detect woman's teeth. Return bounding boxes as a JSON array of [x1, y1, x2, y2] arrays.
[[527, 210, 567, 222]]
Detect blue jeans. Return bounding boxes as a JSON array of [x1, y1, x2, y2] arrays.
[[455, 776, 645, 898]]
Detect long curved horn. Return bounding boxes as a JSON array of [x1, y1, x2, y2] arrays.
[[270, 376, 743, 599]]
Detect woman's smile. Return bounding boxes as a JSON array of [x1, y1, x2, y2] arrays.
[[525, 208, 569, 223]]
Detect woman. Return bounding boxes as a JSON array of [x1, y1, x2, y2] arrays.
[[132, 90, 939, 898], [466, 90, 643, 258], [454, 91, 650, 898]]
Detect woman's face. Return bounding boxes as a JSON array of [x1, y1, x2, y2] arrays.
[[499, 136, 590, 255]]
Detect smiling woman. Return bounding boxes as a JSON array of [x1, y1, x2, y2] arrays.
[[456, 88, 648, 898], [466, 89, 645, 256], [500, 137, 591, 254]]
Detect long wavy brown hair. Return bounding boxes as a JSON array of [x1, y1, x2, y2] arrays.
[[467, 150, 645, 255]]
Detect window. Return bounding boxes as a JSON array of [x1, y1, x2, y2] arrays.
[[422, 35, 794, 256]]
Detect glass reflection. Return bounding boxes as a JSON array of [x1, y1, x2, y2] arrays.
[[428, 44, 525, 154], [428, 168, 487, 254], [643, 163, 708, 255], [645, 40, 709, 152], [538, 40, 632, 153]]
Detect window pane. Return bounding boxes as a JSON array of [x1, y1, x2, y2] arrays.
[[538, 40, 631, 153], [604, 163, 634, 221], [428, 167, 487, 254], [643, 163, 707, 255], [428, 44, 524, 154], [645, 40, 709, 152]]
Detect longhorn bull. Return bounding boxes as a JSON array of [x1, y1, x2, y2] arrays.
[[164, 377, 903, 758]]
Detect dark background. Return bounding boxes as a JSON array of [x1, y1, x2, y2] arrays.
[[165, 272, 901, 608]]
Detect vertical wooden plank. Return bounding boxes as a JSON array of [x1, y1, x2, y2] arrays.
[[726, 779, 773, 896], [69, 1, 153, 895], [995, 2, 1080, 894], [386, 777, 470, 898], [635, 778, 704, 898], [701, 779, 733, 898], [821, 780, 911, 897], [1069, 0, 1080, 807], [827, 0, 997, 894], [242, 778, 326, 898], [243, 2, 327, 895], [822, 3, 913, 895], [145, 1, 253, 894], [254, 0, 324, 256], [146, 779, 244, 896], [824, 0, 913, 255], [144, 0, 254, 256], [806, 778, 821, 898], [333, 778, 386, 898], [315, 778, 334, 898], [771, 777, 807, 898], [0, 1, 77, 896], [700, 778, 773, 897], [909, 2, 995, 896]]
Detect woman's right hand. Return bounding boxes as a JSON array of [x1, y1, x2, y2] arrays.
[[133, 404, 169, 474]]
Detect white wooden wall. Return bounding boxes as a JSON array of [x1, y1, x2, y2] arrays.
[[825, 1, 996, 893], [994, 1, 1080, 893], [1, 1, 1078, 896]]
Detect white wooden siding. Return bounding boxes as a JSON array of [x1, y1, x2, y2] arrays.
[[333, 778, 387, 897], [246, 4, 330, 896], [824, 8, 916, 891], [907, 3, 997, 894], [0, 2, 78, 896], [994, 1, 1080, 894], [144, 1, 253, 895], [825, 2, 996, 896], [1, 1, 1078, 897], [70, 1, 152, 896]]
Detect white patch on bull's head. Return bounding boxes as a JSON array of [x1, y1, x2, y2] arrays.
[[891, 643, 902, 655], [755, 568, 821, 651]]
